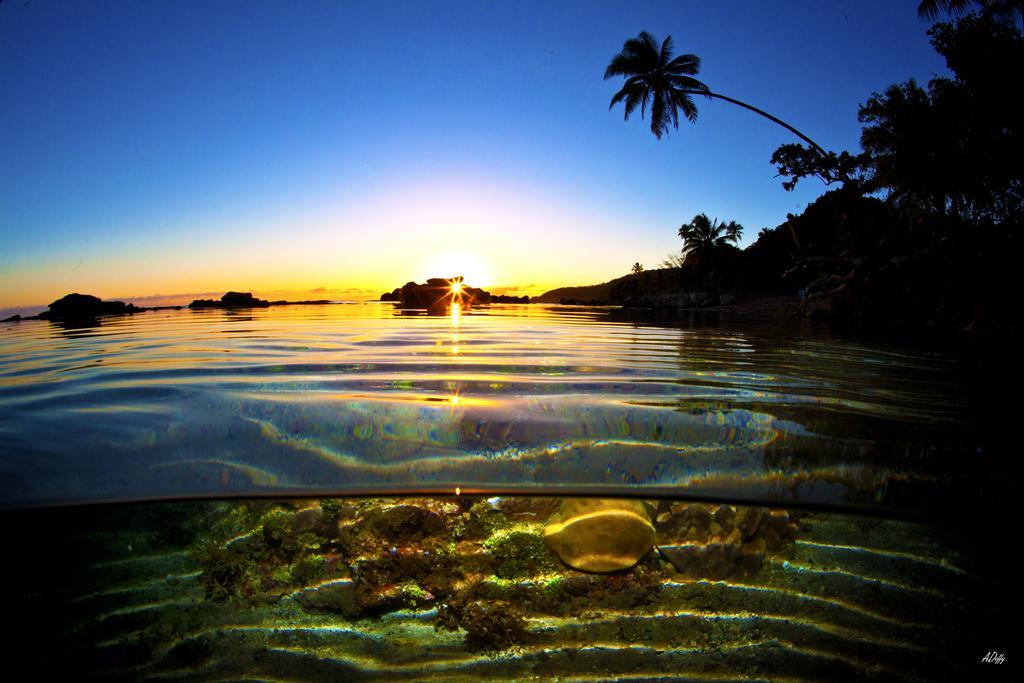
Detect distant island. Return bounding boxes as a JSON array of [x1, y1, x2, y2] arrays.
[[380, 278, 529, 310], [188, 291, 332, 309], [0, 293, 180, 323], [2, 291, 336, 323]]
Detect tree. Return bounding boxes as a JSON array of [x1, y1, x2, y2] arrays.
[[918, 0, 1023, 25], [604, 31, 828, 156], [856, 16, 1023, 221], [631, 262, 645, 273], [678, 214, 743, 257], [773, 13, 1022, 218], [770, 144, 869, 192]]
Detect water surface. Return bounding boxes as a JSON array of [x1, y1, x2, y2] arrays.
[[0, 303, 976, 513]]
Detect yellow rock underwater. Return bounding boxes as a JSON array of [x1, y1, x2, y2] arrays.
[[543, 498, 656, 573]]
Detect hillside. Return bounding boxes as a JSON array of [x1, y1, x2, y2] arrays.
[[531, 281, 615, 304], [532, 269, 687, 304]]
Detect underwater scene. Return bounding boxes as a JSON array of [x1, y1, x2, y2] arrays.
[[6, 0, 1024, 678], [0, 304, 1015, 680], [5, 495, 1010, 681]]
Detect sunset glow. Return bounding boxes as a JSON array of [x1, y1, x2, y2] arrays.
[[0, 2, 949, 315]]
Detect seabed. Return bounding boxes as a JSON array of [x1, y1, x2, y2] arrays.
[[5, 495, 1002, 681]]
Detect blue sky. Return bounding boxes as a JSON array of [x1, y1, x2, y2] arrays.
[[0, 1, 948, 309]]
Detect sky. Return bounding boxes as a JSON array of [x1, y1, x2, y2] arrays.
[[0, 1, 949, 312]]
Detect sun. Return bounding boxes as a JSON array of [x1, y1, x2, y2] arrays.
[[420, 251, 493, 288]]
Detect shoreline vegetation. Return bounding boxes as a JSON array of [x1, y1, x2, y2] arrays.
[[593, 7, 1021, 337]]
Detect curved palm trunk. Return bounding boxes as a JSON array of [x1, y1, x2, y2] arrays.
[[699, 91, 829, 158]]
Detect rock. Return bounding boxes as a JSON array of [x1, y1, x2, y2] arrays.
[[37, 293, 139, 321], [544, 499, 656, 573], [657, 541, 763, 579], [484, 528, 560, 578], [380, 277, 531, 309], [368, 504, 446, 543], [690, 292, 714, 307], [269, 299, 331, 306], [394, 277, 462, 310], [292, 578, 363, 617], [486, 497, 560, 520], [436, 599, 531, 651], [654, 503, 799, 579], [188, 292, 271, 309]]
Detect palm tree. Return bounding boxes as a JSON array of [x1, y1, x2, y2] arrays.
[[604, 32, 827, 157], [918, 0, 1023, 23], [631, 262, 645, 273], [678, 214, 743, 257]]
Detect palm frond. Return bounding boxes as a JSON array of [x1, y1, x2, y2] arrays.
[[665, 53, 701, 76], [608, 84, 630, 110], [635, 31, 659, 52], [667, 74, 709, 92], [622, 87, 645, 120], [650, 92, 668, 138], [659, 35, 675, 67], [690, 213, 712, 231], [603, 51, 648, 79], [671, 90, 699, 123], [917, 0, 978, 20], [666, 91, 680, 129]]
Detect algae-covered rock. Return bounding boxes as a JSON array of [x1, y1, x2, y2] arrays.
[[436, 599, 531, 651], [654, 503, 799, 579], [544, 499, 655, 573], [483, 526, 560, 578]]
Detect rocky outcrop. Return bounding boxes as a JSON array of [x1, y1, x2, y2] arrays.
[[188, 291, 271, 309], [37, 293, 141, 321], [380, 278, 529, 309]]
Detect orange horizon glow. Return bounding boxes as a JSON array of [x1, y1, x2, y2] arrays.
[[0, 174, 676, 311]]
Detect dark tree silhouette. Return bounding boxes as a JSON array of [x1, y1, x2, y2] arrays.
[[770, 144, 868, 191], [918, 0, 1023, 24], [604, 31, 827, 156], [678, 214, 743, 257], [631, 262, 644, 273]]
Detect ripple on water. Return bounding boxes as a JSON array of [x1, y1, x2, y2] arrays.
[[0, 304, 973, 511]]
